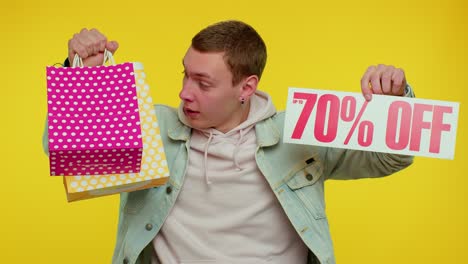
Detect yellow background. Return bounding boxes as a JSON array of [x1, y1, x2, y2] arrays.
[[2, 0, 466, 263]]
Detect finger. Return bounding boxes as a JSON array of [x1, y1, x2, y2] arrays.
[[360, 66, 375, 101], [78, 28, 94, 54], [73, 29, 93, 58], [77, 31, 98, 58], [391, 68, 406, 95], [89, 28, 107, 53], [381, 65, 395, 95], [68, 29, 88, 63], [76, 37, 93, 58], [106, 41, 119, 54], [370, 71, 383, 95], [69, 34, 89, 60]]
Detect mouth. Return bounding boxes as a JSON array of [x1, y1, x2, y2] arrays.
[[184, 107, 200, 117]]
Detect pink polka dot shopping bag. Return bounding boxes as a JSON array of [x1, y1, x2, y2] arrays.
[[46, 51, 169, 202]]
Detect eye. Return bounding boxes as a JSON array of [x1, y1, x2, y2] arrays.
[[198, 81, 211, 89]]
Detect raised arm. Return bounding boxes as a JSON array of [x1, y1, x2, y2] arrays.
[[42, 28, 120, 156], [326, 64, 415, 180]]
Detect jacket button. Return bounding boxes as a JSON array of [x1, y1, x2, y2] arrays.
[[123, 258, 129, 264], [145, 223, 153, 231], [305, 173, 313, 181], [166, 186, 172, 194]]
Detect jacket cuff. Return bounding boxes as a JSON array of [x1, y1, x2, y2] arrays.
[[403, 84, 415, 98], [63, 57, 70, 67]]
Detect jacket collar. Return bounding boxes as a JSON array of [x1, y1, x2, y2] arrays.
[[255, 116, 280, 147], [167, 120, 191, 141]]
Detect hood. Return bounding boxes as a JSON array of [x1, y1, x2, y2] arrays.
[[177, 90, 276, 184]]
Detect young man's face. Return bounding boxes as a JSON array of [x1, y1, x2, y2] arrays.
[[179, 47, 246, 133]]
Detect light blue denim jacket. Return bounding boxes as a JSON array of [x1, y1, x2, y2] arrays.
[[109, 102, 414, 264]]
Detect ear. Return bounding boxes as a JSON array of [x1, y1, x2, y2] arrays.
[[239, 75, 259, 101]]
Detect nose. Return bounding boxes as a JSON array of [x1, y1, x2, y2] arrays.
[[179, 79, 195, 102]]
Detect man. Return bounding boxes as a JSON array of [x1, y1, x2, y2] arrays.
[[57, 20, 413, 264]]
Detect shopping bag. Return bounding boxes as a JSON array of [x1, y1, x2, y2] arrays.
[[46, 51, 143, 176], [60, 56, 169, 202], [45, 53, 169, 202]]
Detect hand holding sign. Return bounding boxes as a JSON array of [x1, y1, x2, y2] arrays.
[[284, 88, 459, 159], [360, 64, 407, 101]]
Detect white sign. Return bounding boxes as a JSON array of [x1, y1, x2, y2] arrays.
[[284, 88, 460, 159]]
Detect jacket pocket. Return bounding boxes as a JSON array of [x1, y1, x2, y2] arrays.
[[286, 157, 323, 189], [286, 157, 326, 220]]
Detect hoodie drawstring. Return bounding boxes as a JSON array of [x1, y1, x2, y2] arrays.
[[233, 129, 244, 171], [203, 128, 246, 185], [203, 130, 214, 185]]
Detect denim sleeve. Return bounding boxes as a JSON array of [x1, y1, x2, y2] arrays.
[[42, 118, 49, 157], [324, 147, 414, 180]]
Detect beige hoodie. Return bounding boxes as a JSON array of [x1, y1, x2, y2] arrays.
[[152, 91, 308, 264]]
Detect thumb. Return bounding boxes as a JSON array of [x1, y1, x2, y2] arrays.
[[106, 41, 119, 54]]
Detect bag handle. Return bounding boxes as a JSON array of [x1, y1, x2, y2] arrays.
[[72, 49, 115, 67]]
